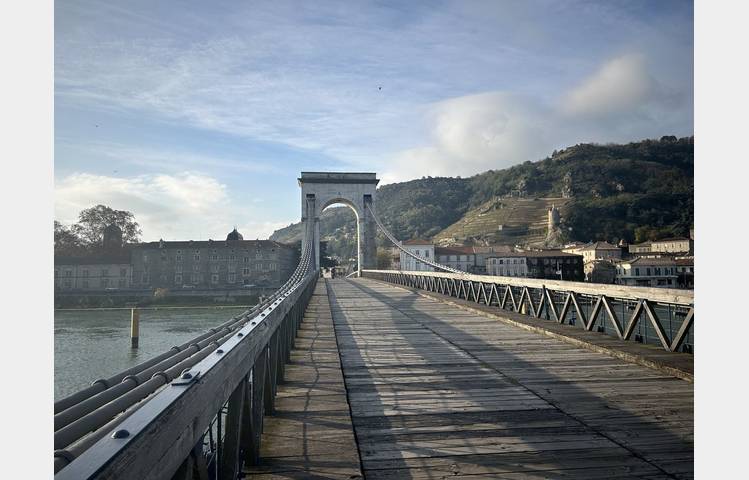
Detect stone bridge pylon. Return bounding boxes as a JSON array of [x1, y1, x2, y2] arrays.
[[298, 172, 379, 276]]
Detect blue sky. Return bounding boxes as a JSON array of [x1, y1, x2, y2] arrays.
[[54, 0, 693, 241]]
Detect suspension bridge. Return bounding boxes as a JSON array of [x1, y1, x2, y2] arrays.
[[54, 172, 693, 479]]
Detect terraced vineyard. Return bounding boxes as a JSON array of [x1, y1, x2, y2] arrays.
[[434, 197, 570, 246]]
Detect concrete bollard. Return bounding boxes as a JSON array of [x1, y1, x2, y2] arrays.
[[130, 308, 140, 349]]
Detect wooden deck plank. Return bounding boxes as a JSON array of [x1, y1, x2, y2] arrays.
[[327, 278, 693, 480], [242, 282, 362, 480]]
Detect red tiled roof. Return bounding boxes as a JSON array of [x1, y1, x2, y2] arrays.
[[402, 238, 432, 246]]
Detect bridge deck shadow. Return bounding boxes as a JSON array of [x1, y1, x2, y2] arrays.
[[243, 282, 362, 479], [327, 278, 692, 480]]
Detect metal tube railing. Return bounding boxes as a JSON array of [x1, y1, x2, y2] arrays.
[[55, 202, 319, 476]]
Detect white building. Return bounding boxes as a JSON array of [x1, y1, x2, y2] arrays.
[[578, 241, 623, 263], [486, 252, 528, 277], [615, 257, 694, 288], [399, 239, 435, 272]]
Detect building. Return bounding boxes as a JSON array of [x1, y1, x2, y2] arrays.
[[485, 252, 528, 277], [487, 250, 584, 281], [615, 257, 694, 288], [398, 239, 435, 272], [435, 246, 476, 272], [585, 259, 617, 284], [55, 253, 133, 291], [129, 229, 298, 290], [54, 224, 133, 291], [629, 238, 693, 255], [578, 241, 623, 263]]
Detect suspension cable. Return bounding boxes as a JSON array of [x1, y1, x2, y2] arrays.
[[364, 203, 463, 274]]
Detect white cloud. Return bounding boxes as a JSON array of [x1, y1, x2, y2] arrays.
[[381, 92, 558, 182], [560, 54, 655, 117], [381, 53, 691, 184], [54, 172, 288, 241]]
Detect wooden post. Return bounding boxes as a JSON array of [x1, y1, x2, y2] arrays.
[[130, 308, 140, 349]]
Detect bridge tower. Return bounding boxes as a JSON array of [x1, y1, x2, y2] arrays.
[[298, 172, 379, 276]]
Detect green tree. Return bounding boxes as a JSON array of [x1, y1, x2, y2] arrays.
[[72, 205, 142, 247], [54, 220, 85, 256], [376, 248, 392, 269]]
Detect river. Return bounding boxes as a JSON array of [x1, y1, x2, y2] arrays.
[[54, 306, 250, 401]]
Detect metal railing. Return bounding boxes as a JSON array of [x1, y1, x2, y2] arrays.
[[55, 200, 319, 479], [362, 270, 694, 353]]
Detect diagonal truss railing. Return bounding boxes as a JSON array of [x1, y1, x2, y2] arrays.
[[365, 203, 462, 273], [362, 270, 694, 354], [54, 199, 320, 479]]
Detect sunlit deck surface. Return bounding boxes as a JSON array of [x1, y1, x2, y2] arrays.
[[246, 278, 693, 479]]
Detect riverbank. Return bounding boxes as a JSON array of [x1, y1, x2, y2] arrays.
[[55, 304, 255, 312], [54, 292, 260, 309]]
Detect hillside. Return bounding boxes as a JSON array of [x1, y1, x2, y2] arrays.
[[271, 136, 694, 258], [434, 197, 572, 246]]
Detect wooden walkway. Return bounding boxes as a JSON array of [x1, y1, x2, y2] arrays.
[[243, 282, 362, 479], [247, 278, 693, 479]]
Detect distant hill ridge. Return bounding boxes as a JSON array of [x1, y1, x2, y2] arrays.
[[270, 136, 693, 254]]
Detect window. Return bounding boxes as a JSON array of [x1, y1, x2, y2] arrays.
[[102, 278, 109, 288], [142, 273, 149, 283], [415, 250, 420, 256], [211, 264, 219, 273], [256, 253, 263, 259], [211, 274, 219, 284], [228, 273, 236, 284], [176, 250, 182, 254], [193, 264, 200, 272], [194, 254, 200, 261], [82, 269, 89, 278], [269, 263, 277, 271], [229, 255, 236, 261], [228, 264, 236, 273], [119, 279, 126, 288], [175, 255, 183, 262], [175, 274, 182, 285], [191, 273, 199, 284], [210, 254, 219, 261], [646, 268, 651, 276], [102, 268, 109, 276], [176, 264, 183, 273], [425, 251, 429, 258], [65, 270, 72, 277], [64, 279, 72, 288], [120, 268, 127, 277], [635, 268, 640, 276], [243, 257, 249, 264], [243, 268, 250, 276]]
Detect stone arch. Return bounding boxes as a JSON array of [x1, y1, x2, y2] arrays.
[[298, 172, 379, 276]]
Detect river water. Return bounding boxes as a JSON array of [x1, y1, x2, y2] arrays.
[[54, 306, 249, 401]]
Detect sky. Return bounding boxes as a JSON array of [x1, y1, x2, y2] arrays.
[[54, 0, 694, 241]]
